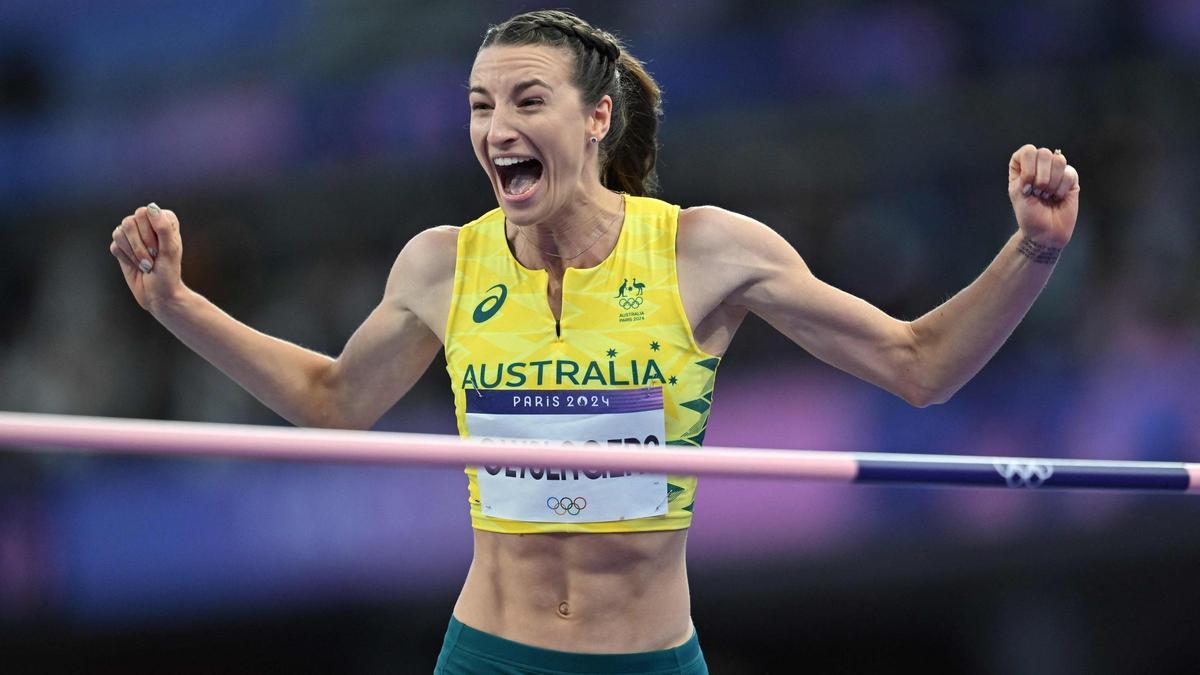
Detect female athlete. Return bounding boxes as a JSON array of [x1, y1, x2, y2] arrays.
[[108, 9, 1080, 674]]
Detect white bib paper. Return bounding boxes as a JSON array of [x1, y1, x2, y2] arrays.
[[466, 388, 668, 523]]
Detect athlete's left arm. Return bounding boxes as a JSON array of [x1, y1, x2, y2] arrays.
[[715, 144, 1080, 406]]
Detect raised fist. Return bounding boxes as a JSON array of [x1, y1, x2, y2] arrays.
[[1007, 145, 1081, 248], [109, 203, 185, 312]]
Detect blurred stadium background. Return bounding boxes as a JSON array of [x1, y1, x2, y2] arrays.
[[1, 0, 1198, 672]]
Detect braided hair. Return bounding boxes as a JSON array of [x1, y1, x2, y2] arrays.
[[480, 10, 663, 196]]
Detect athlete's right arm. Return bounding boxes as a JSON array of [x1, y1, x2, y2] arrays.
[[109, 203, 452, 429]]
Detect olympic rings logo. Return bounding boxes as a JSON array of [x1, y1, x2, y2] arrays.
[[618, 297, 644, 310], [547, 496, 588, 516], [993, 461, 1054, 489]]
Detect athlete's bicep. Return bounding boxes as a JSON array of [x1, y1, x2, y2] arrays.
[[327, 297, 441, 428], [324, 228, 455, 429], [719, 211, 919, 397]]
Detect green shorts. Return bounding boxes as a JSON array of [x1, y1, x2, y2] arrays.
[[433, 615, 709, 674]]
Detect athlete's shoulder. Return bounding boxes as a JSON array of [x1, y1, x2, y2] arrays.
[[386, 225, 459, 298], [402, 225, 459, 262], [677, 205, 801, 301], [678, 205, 777, 257], [678, 204, 732, 232]]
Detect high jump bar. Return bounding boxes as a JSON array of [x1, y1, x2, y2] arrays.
[[0, 411, 1196, 493]]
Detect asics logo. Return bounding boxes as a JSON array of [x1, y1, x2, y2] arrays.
[[473, 284, 507, 323]]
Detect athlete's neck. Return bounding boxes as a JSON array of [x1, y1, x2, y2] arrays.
[[508, 186, 624, 273]]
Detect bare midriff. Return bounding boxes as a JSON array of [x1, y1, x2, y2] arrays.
[[452, 529, 693, 654]]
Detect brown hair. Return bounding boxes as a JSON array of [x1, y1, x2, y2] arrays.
[[480, 10, 663, 196]]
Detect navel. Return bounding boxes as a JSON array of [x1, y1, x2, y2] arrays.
[[557, 601, 571, 617]]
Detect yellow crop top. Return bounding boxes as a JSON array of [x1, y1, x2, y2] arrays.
[[444, 195, 721, 534]]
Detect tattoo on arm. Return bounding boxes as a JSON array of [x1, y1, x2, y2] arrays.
[[1017, 236, 1062, 265]]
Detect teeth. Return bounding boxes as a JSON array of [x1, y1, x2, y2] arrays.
[[494, 156, 535, 166]]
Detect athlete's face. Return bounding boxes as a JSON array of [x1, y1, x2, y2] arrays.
[[468, 44, 611, 225]]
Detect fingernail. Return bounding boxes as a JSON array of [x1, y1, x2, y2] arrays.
[[148, 247, 158, 257], [139, 259, 152, 273], [148, 202, 161, 214], [1022, 184, 1033, 196]]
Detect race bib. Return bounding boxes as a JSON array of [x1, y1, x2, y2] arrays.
[[466, 387, 667, 523]]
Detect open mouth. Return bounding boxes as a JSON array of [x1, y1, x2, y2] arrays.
[[494, 156, 543, 198]]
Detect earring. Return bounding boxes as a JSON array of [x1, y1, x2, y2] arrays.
[[590, 136, 598, 145]]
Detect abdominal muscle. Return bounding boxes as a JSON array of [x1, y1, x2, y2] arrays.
[[452, 528, 694, 654]]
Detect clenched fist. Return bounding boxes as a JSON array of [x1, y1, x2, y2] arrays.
[[109, 203, 185, 313], [1008, 144, 1081, 248]]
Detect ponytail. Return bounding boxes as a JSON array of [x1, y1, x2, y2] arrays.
[[481, 10, 664, 196], [603, 52, 662, 196]]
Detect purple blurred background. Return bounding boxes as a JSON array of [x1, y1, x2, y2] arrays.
[[1, 0, 1198, 672]]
